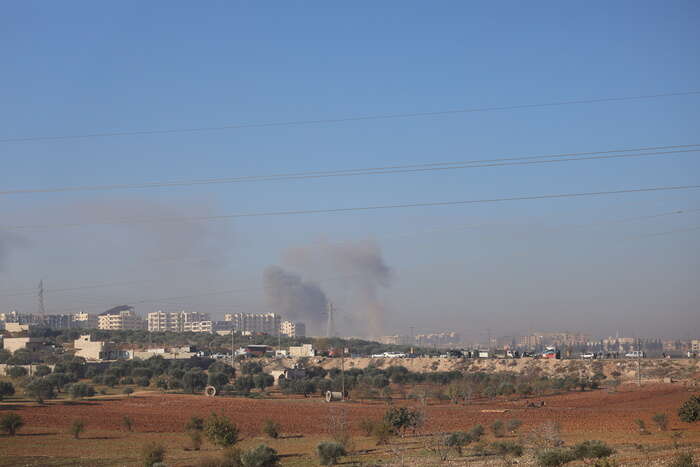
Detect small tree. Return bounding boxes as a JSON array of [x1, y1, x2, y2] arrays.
[[123, 415, 134, 432], [24, 378, 55, 403], [444, 431, 472, 455], [491, 419, 506, 438], [0, 381, 16, 400], [507, 419, 523, 435], [571, 440, 614, 460], [240, 444, 279, 467], [70, 419, 85, 439], [7, 366, 28, 379], [317, 442, 346, 466], [678, 395, 700, 423], [123, 387, 134, 397], [536, 448, 575, 466], [652, 413, 669, 431], [68, 382, 95, 400], [635, 419, 650, 435], [262, 419, 280, 439], [186, 415, 205, 432], [141, 441, 165, 467], [469, 424, 485, 441], [0, 413, 24, 436], [35, 365, 52, 377], [204, 412, 240, 447], [490, 440, 524, 457]]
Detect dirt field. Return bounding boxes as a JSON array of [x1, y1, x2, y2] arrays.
[[1, 383, 699, 466]]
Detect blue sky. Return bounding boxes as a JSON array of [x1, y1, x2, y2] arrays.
[[1, 2, 699, 339]]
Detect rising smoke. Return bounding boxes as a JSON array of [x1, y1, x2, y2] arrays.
[[263, 266, 328, 334], [0, 231, 27, 271], [264, 239, 392, 337]]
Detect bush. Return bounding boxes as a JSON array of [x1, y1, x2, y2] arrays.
[[35, 365, 52, 377], [24, 377, 55, 403], [204, 412, 240, 447], [444, 431, 472, 455], [241, 361, 263, 375], [186, 416, 205, 432], [103, 375, 118, 387], [240, 444, 279, 467], [669, 452, 695, 467], [507, 419, 523, 434], [491, 419, 505, 438], [652, 413, 668, 431], [70, 419, 85, 439], [8, 366, 28, 379], [262, 419, 280, 439], [141, 441, 166, 467], [120, 377, 135, 385], [188, 429, 203, 451], [358, 418, 376, 436], [317, 442, 347, 466], [571, 440, 614, 460], [0, 413, 24, 435], [136, 376, 151, 387], [536, 448, 576, 466], [123, 387, 134, 397], [383, 406, 424, 437], [123, 415, 134, 432], [469, 424, 485, 441], [491, 441, 524, 457], [635, 419, 650, 435], [0, 381, 15, 400], [68, 382, 95, 399], [678, 395, 700, 423]]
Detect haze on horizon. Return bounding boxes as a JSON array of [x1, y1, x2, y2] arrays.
[[1, 2, 698, 341]]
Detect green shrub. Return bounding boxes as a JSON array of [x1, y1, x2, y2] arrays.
[[69, 419, 85, 439], [7, 366, 28, 379], [262, 419, 280, 439], [537, 448, 576, 466], [491, 441, 524, 457], [0, 381, 15, 400], [571, 440, 614, 460], [444, 431, 472, 455], [469, 424, 485, 441], [652, 413, 668, 431], [316, 442, 347, 466], [123, 415, 134, 432], [123, 387, 134, 397], [240, 444, 279, 467], [35, 365, 52, 377], [24, 378, 55, 403], [68, 382, 95, 399], [382, 406, 424, 437], [678, 395, 700, 423], [186, 416, 205, 432], [204, 412, 240, 447], [141, 441, 165, 467], [120, 377, 135, 385], [491, 419, 505, 438], [0, 413, 24, 435], [136, 376, 150, 387]]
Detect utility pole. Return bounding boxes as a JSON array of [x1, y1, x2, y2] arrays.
[[326, 301, 335, 338], [341, 346, 346, 401], [231, 326, 235, 368]]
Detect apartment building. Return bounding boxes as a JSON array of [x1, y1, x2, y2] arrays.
[[98, 306, 145, 330], [280, 320, 306, 338], [224, 312, 282, 336], [147, 310, 211, 333]]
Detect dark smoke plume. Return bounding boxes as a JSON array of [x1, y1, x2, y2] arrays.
[[0, 231, 27, 270], [282, 239, 392, 337], [263, 266, 328, 334]]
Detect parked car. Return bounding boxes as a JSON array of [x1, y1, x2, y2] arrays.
[[625, 350, 645, 358]]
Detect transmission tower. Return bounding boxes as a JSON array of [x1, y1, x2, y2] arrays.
[[38, 280, 46, 316]]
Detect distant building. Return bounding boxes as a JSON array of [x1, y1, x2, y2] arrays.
[[2, 337, 45, 353], [3, 322, 32, 333], [280, 321, 306, 338], [416, 332, 461, 347], [73, 334, 126, 361], [692, 340, 700, 353], [289, 343, 315, 357], [147, 310, 211, 333], [72, 312, 98, 329], [224, 313, 282, 336], [98, 306, 145, 330], [130, 345, 195, 360], [43, 314, 74, 330]]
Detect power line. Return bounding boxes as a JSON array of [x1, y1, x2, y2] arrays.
[[3, 185, 699, 230], [1, 144, 698, 196], [2, 90, 698, 144]]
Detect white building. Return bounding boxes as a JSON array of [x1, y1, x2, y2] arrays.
[[147, 310, 212, 333], [224, 313, 282, 336], [280, 320, 306, 338], [289, 343, 315, 357], [98, 306, 145, 330]]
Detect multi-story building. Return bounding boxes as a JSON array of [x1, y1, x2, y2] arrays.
[[42, 314, 74, 330], [224, 313, 282, 336], [72, 312, 98, 329], [692, 340, 700, 353], [98, 306, 145, 330], [416, 332, 461, 347], [379, 335, 413, 345], [280, 321, 306, 338], [73, 334, 126, 361], [147, 310, 212, 333]]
